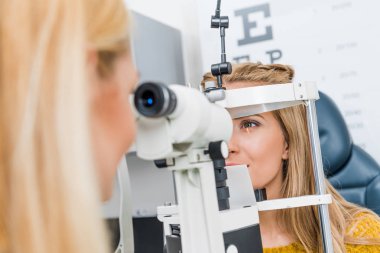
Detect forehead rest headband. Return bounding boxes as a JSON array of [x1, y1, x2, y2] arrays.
[[216, 82, 319, 118]]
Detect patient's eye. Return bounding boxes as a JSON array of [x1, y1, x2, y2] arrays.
[[240, 120, 260, 129]]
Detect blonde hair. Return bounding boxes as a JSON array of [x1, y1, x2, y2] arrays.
[[202, 63, 380, 253], [0, 0, 131, 252]]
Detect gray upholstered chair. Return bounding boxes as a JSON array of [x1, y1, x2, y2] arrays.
[[316, 92, 380, 215]]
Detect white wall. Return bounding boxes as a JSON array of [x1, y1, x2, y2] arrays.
[[125, 0, 182, 30]]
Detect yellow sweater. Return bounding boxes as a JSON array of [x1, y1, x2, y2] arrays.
[[263, 213, 380, 253]]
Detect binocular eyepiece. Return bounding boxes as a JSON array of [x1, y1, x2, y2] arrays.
[[134, 82, 177, 118]]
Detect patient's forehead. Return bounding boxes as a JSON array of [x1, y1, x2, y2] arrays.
[[224, 81, 267, 89]]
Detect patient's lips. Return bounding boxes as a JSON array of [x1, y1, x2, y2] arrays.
[[226, 162, 250, 167], [226, 162, 240, 166]]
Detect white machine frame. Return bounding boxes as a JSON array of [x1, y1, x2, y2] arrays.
[[126, 82, 335, 253], [155, 82, 334, 253]]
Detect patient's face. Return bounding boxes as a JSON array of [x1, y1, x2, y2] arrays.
[[225, 82, 288, 199]]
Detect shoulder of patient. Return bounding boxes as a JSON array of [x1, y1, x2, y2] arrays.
[[345, 212, 380, 239]]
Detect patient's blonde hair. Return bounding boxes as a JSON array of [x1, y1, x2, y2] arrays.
[[0, 0, 131, 252], [202, 63, 380, 253]]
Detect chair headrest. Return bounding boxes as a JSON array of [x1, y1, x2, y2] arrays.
[[316, 92, 353, 176]]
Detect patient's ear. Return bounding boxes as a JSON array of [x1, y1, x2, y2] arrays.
[[281, 141, 289, 160]]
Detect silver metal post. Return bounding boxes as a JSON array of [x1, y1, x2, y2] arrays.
[[305, 100, 334, 253], [115, 159, 135, 253]]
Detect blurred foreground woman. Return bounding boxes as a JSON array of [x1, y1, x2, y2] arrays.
[[0, 0, 138, 252]]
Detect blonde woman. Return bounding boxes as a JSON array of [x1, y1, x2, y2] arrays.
[[202, 63, 380, 253], [0, 0, 138, 252]]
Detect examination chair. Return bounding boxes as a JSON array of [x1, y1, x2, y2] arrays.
[[316, 92, 380, 215]]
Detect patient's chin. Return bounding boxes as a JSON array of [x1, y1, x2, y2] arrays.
[[252, 181, 267, 191]]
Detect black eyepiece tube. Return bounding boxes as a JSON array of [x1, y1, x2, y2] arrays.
[[134, 82, 177, 118]]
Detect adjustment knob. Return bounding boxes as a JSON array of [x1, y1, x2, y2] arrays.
[[208, 141, 229, 160], [226, 244, 238, 253]]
